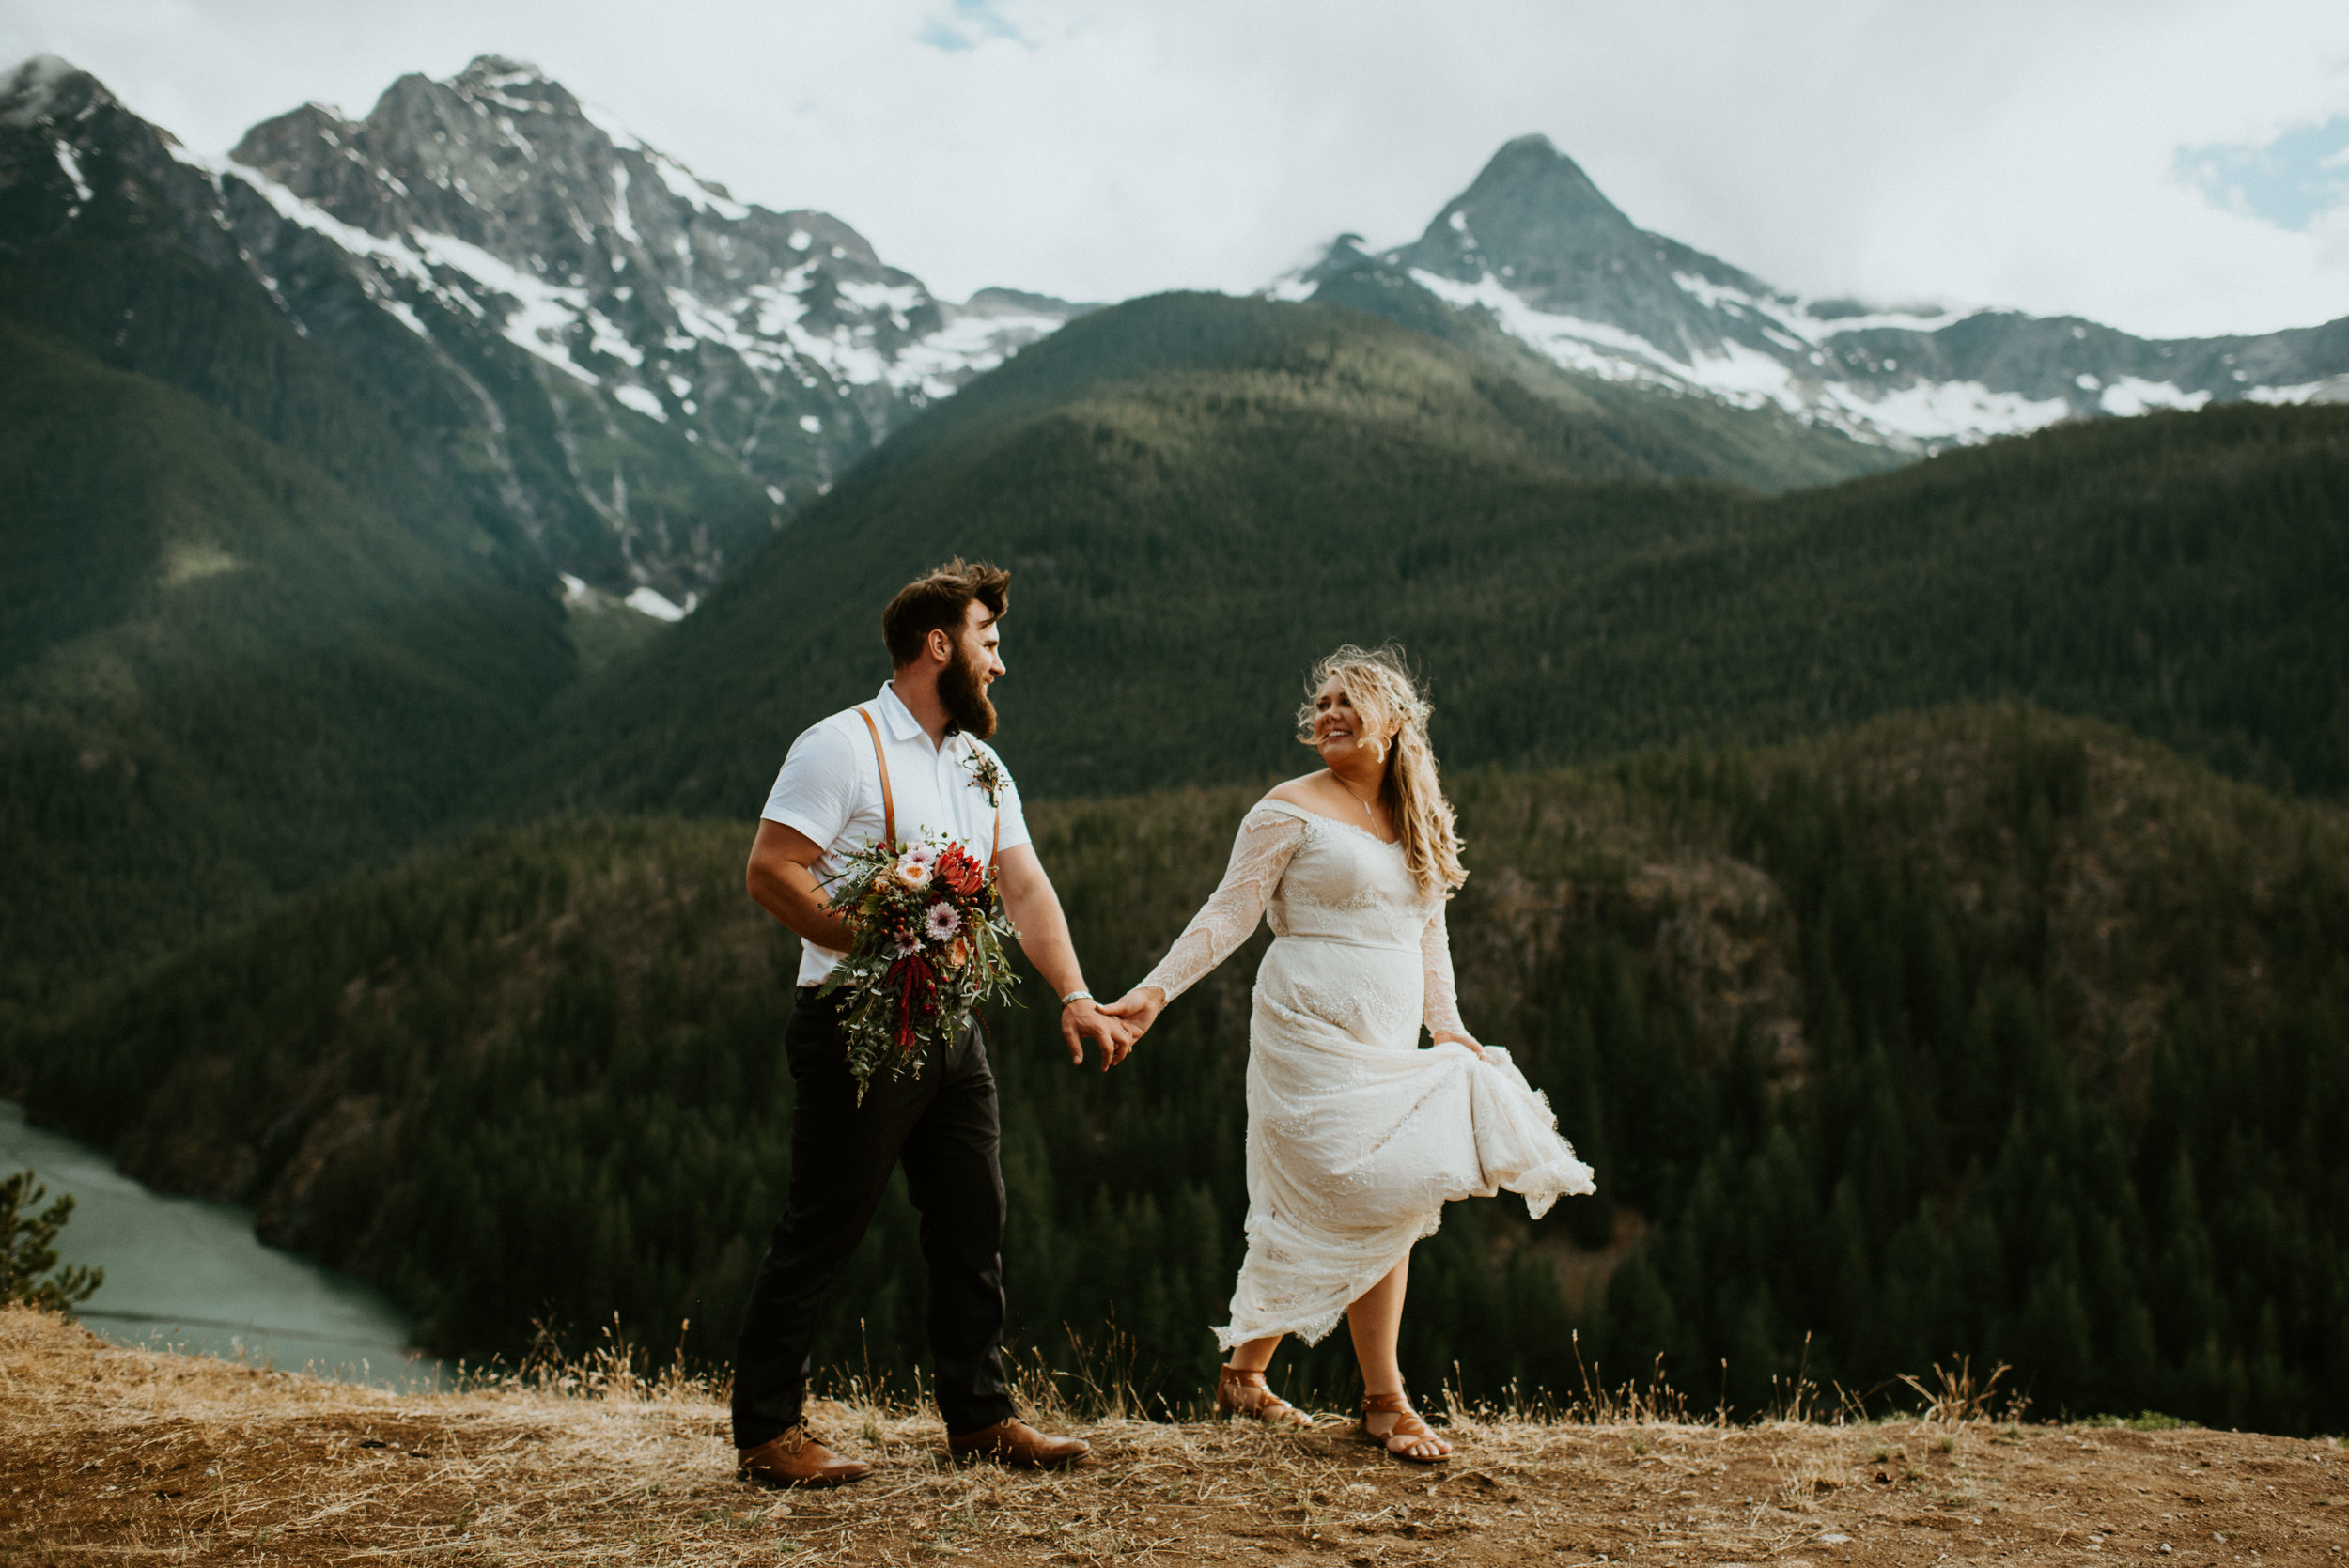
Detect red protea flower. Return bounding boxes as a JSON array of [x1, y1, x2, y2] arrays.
[[939, 846, 984, 896]]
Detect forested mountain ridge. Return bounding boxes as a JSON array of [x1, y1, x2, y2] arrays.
[[491, 287, 1904, 818], [11, 706, 2341, 1433], [0, 319, 579, 1012], [495, 289, 2349, 817]]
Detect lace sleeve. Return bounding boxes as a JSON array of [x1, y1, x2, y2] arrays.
[[1422, 901, 1477, 1043], [1137, 804, 1308, 1004]]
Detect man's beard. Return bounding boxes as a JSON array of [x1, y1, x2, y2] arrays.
[[941, 644, 998, 740]]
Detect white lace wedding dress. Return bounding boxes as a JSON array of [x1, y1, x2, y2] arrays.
[[1140, 799, 1595, 1349]]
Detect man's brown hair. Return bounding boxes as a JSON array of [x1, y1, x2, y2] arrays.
[[881, 557, 1011, 667]]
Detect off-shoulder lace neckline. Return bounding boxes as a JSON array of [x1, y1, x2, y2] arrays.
[[1252, 797, 1402, 848]]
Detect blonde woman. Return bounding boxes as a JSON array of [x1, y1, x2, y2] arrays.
[[1103, 646, 1593, 1463]]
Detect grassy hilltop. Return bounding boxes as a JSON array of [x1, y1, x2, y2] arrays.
[[8, 1305, 2347, 1564], [17, 706, 2345, 1433]]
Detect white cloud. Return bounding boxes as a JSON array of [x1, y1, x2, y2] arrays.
[[4, 0, 2346, 336]]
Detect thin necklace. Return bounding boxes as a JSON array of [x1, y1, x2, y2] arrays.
[[1337, 773, 1383, 830]]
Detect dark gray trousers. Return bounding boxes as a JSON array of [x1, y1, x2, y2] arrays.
[[728, 987, 1015, 1447]]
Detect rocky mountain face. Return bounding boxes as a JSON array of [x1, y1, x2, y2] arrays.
[[9, 52, 2349, 611], [0, 54, 1088, 605], [1282, 134, 2349, 448]]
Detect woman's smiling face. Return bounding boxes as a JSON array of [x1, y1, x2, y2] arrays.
[[1312, 674, 1380, 767]]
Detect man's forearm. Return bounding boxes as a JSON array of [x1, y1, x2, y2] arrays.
[[1000, 853, 1130, 1066], [749, 858, 854, 951], [1003, 887, 1087, 998]]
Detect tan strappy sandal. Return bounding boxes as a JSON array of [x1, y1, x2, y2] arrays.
[[1356, 1390, 1452, 1463], [1215, 1365, 1312, 1428]]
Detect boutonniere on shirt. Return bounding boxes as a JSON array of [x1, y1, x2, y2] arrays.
[[962, 747, 1005, 807]]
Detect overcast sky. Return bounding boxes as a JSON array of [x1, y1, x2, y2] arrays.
[[7, 0, 2346, 338]]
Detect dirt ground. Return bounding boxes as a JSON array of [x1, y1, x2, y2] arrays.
[[3, 1308, 2344, 1566]]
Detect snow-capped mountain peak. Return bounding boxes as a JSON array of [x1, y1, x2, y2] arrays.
[[1284, 134, 2349, 447], [222, 54, 1075, 426]]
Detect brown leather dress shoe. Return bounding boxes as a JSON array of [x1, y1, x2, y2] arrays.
[[736, 1427, 873, 1488], [945, 1418, 1090, 1468]]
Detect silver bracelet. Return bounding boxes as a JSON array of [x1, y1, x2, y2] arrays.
[[1059, 988, 1094, 1007]]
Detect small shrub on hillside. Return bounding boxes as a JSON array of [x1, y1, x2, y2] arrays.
[[0, 1170, 102, 1312]]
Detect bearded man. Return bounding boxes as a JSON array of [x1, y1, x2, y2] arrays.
[[730, 557, 1131, 1486]]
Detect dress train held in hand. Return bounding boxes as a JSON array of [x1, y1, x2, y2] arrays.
[[1139, 800, 1595, 1349]]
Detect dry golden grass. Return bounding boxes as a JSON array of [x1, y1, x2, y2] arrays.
[[5, 1307, 2346, 1565]]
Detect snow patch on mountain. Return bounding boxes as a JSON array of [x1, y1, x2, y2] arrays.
[[414, 229, 605, 383], [225, 149, 642, 392], [1393, 257, 2058, 442], [1836, 380, 2072, 443], [1670, 272, 1964, 344], [624, 585, 692, 620], [2248, 376, 2349, 405], [2096, 378, 2212, 417], [53, 141, 89, 202], [647, 146, 749, 221], [608, 162, 641, 246], [889, 302, 1075, 396], [380, 297, 431, 338], [613, 384, 665, 420]]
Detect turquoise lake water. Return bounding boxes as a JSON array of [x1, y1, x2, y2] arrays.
[[1, 1100, 442, 1389]]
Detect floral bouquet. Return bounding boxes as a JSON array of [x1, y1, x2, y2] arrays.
[[817, 834, 1019, 1100]]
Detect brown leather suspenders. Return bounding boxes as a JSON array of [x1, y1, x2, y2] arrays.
[[854, 707, 895, 846], [855, 706, 1000, 865]]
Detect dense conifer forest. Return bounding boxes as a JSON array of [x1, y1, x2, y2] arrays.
[[15, 707, 2342, 1433]]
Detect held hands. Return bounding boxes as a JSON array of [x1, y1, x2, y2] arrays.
[[1098, 987, 1167, 1041], [1061, 995, 1138, 1071]]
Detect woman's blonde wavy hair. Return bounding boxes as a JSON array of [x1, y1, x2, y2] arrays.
[[1294, 644, 1467, 897]]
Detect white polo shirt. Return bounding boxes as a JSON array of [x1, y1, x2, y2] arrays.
[[762, 681, 1032, 986]]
